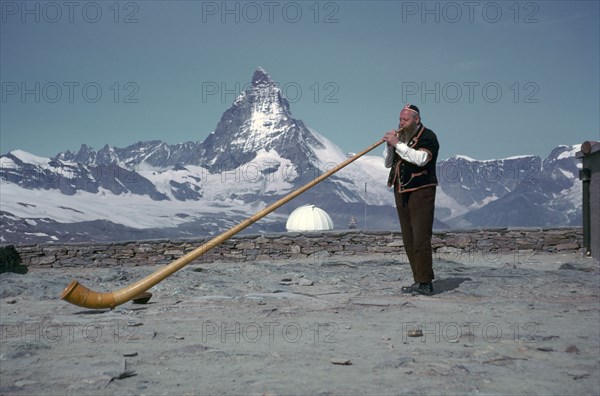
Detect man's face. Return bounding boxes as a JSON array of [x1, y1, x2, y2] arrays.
[[399, 109, 419, 130]]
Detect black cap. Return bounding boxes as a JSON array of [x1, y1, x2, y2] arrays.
[[402, 104, 420, 115]]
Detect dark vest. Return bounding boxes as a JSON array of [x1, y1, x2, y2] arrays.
[[387, 125, 439, 193]]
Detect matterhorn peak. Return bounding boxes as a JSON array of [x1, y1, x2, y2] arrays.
[[252, 67, 275, 87], [199, 68, 323, 172]]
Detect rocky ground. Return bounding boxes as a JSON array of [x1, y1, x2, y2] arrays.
[[1, 251, 599, 395]]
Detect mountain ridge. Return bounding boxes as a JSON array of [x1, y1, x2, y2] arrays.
[[0, 68, 583, 244]]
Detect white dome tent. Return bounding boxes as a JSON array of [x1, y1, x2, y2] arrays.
[[286, 204, 334, 232]]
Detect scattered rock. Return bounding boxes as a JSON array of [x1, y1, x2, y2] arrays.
[[453, 364, 470, 373], [536, 347, 554, 352], [299, 279, 314, 286], [132, 292, 152, 304], [104, 360, 137, 387], [483, 356, 528, 365], [559, 263, 595, 272], [565, 345, 580, 354], [555, 243, 579, 251], [528, 335, 560, 342], [407, 329, 423, 337], [330, 358, 352, 365]]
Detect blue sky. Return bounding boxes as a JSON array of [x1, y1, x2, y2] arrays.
[[1, 0, 599, 161]]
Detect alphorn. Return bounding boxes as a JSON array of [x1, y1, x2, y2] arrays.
[[60, 138, 388, 309]]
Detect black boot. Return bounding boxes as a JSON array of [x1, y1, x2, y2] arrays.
[[411, 282, 434, 296], [401, 283, 418, 293]]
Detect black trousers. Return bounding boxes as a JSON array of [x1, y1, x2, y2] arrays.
[[394, 186, 436, 283]]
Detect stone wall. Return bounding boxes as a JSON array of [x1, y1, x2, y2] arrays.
[[7, 227, 584, 269]]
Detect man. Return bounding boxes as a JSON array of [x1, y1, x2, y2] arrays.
[[383, 104, 439, 296]]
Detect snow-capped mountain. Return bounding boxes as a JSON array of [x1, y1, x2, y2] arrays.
[[0, 68, 584, 244], [445, 145, 583, 228], [200, 68, 324, 173]]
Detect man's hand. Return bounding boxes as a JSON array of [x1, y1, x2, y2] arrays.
[[383, 130, 399, 147]]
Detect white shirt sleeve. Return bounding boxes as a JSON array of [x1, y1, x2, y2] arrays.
[[394, 142, 430, 167], [384, 146, 395, 168]]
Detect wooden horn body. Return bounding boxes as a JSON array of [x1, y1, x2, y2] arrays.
[[60, 139, 386, 309]]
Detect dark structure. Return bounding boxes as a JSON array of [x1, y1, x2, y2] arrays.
[[348, 216, 358, 229], [577, 141, 600, 259], [0, 245, 27, 274]]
